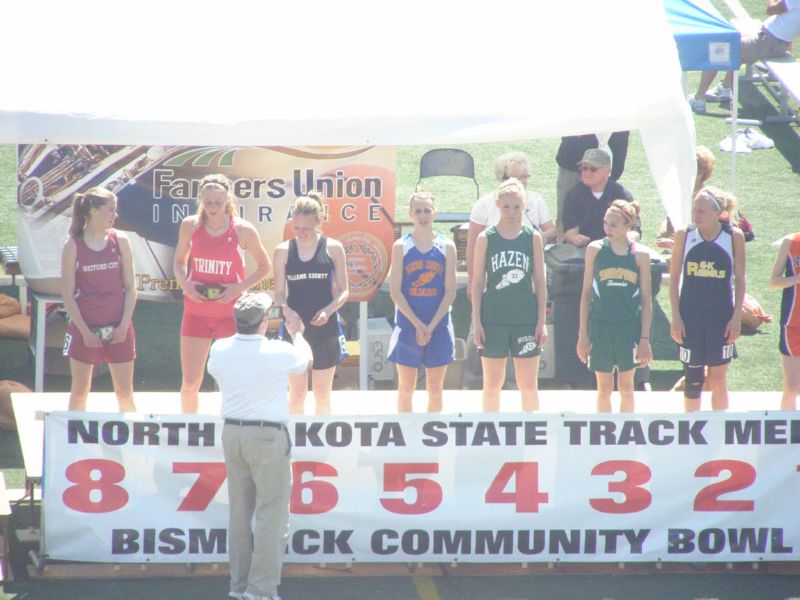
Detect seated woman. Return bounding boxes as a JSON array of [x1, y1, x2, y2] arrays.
[[657, 146, 754, 249], [466, 152, 556, 297]]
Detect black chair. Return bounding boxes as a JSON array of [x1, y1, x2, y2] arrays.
[[415, 148, 480, 202]]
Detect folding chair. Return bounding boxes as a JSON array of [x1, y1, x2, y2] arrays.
[[415, 148, 480, 201], [411, 148, 480, 269]]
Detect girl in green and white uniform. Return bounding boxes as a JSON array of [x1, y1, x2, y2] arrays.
[[577, 200, 652, 413], [471, 178, 548, 413]]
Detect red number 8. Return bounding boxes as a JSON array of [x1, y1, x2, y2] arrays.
[[62, 459, 129, 513]]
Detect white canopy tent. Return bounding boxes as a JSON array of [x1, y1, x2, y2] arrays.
[[0, 0, 695, 226]]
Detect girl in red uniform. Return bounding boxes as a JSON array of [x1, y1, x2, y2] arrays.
[[61, 187, 137, 412], [173, 174, 272, 413], [770, 232, 800, 410]]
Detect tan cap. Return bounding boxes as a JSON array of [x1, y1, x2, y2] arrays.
[[578, 148, 611, 169], [233, 293, 273, 326]]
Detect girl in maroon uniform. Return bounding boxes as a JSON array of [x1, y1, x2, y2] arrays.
[[61, 187, 137, 411], [173, 174, 271, 413]]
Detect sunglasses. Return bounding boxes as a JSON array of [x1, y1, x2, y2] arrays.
[[579, 165, 599, 173]]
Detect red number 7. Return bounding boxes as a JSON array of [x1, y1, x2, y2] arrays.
[[173, 462, 227, 511]]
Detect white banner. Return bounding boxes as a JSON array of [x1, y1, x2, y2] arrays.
[[43, 412, 800, 563]]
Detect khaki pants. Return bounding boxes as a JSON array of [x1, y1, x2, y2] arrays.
[[223, 424, 291, 598]]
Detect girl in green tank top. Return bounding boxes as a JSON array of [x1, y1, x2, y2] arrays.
[[577, 200, 653, 413], [471, 179, 547, 413]]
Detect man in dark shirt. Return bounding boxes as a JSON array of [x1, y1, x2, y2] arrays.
[[562, 148, 637, 246], [555, 132, 629, 236]]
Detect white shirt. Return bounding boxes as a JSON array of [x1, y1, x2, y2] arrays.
[[470, 190, 552, 230], [207, 333, 310, 422], [765, 0, 800, 42]]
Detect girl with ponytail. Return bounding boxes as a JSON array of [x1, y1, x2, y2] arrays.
[[61, 187, 137, 411]]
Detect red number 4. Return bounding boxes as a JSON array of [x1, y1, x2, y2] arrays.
[[485, 462, 549, 513]]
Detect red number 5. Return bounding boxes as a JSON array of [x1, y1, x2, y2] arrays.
[[380, 463, 442, 514]]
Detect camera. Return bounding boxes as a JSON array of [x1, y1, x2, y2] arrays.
[[267, 306, 284, 320]]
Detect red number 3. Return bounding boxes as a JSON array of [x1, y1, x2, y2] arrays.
[[590, 460, 652, 514], [62, 459, 129, 513]]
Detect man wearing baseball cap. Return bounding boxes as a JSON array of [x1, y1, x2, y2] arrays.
[[207, 292, 311, 600], [561, 148, 638, 247]]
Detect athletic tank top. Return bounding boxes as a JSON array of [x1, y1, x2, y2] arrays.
[[780, 232, 800, 328], [286, 235, 339, 335], [679, 224, 734, 324], [396, 233, 451, 329], [74, 229, 125, 327], [591, 238, 641, 322], [185, 217, 246, 319], [481, 226, 537, 326]]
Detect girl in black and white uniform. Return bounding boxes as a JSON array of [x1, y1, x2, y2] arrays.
[[273, 193, 349, 415], [669, 187, 746, 412]]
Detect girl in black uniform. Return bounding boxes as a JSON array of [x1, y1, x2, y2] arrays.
[[669, 188, 746, 412], [273, 193, 349, 415]]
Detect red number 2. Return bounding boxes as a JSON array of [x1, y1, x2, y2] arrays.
[[694, 460, 755, 512]]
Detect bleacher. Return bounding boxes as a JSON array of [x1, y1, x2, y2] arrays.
[[725, 0, 800, 123]]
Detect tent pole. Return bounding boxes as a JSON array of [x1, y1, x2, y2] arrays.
[[359, 301, 368, 390], [731, 74, 739, 195]]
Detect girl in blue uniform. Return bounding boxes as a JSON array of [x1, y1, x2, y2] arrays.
[[577, 200, 652, 413], [388, 190, 457, 413], [669, 188, 746, 412]]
